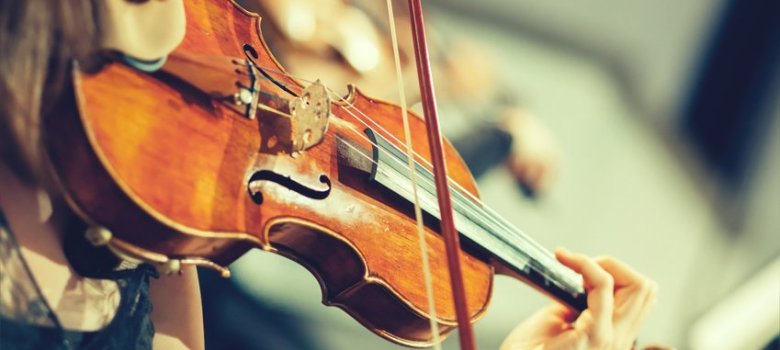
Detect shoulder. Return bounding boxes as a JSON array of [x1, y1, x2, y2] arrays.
[[100, 0, 186, 60]]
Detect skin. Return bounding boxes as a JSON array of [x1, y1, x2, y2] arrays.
[[499, 107, 561, 195], [0, 2, 655, 348], [0, 160, 656, 350], [501, 249, 658, 350], [0, 2, 201, 346], [0, 163, 204, 350]]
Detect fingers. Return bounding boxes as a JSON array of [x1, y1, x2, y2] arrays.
[[499, 303, 577, 350], [596, 256, 658, 312], [596, 256, 659, 348], [544, 301, 579, 323], [594, 256, 645, 288], [555, 248, 614, 346], [550, 250, 658, 349]]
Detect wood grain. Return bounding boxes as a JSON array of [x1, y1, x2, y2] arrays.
[[44, 0, 493, 346]]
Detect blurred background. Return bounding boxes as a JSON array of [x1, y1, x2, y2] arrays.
[[201, 0, 780, 349]]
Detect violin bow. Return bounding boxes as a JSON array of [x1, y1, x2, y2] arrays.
[[385, 0, 478, 349]]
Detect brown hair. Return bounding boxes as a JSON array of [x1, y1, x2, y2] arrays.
[[0, 0, 101, 185]]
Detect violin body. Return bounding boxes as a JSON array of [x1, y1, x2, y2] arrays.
[[45, 0, 493, 346]]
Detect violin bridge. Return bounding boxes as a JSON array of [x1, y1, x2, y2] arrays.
[[258, 80, 331, 154]]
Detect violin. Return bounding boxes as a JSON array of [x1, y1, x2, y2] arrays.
[[44, 0, 586, 347]]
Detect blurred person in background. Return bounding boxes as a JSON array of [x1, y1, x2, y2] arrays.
[[201, 1, 660, 350], [243, 0, 562, 197]]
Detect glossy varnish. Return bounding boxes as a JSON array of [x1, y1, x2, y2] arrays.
[[44, 0, 494, 346]]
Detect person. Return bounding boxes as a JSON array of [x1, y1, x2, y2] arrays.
[[502, 249, 659, 350], [0, 1, 657, 349], [0, 1, 202, 349]]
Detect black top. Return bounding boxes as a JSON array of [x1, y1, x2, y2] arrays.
[[451, 124, 513, 179], [0, 212, 158, 350]]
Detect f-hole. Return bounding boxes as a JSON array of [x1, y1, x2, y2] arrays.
[[247, 170, 331, 204]]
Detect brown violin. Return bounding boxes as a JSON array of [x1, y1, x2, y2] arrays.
[[44, 0, 585, 347]]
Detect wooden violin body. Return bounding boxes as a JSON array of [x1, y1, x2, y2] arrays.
[[45, 0, 493, 346]]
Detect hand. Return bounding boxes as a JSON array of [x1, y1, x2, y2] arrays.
[[498, 107, 561, 196], [501, 249, 658, 350]]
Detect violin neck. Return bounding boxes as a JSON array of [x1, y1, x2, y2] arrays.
[[339, 129, 587, 311]]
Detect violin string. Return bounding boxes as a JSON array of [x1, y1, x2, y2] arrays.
[[320, 90, 561, 264], [235, 0, 565, 284], [334, 134, 579, 291], [324, 93, 559, 260], [249, 62, 567, 279], [251, 64, 564, 274], [249, 62, 484, 223], [304, 74, 571, 279], [256, 63, 487, 210], [314, 83, 559, 264], [384, 0, 442, 345]]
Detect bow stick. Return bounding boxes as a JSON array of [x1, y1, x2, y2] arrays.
[[405, 1, 477, 349]]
